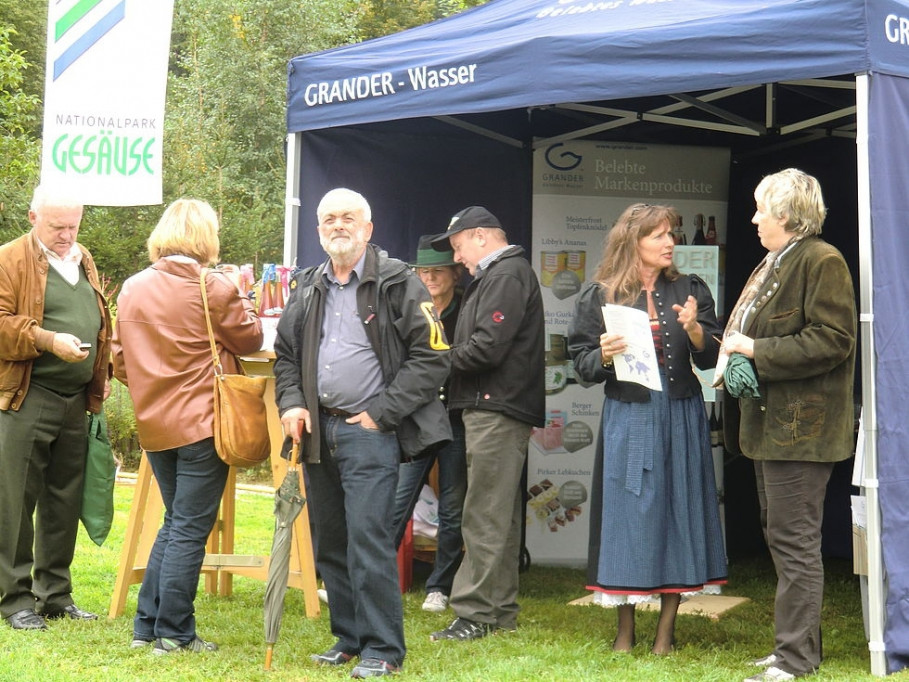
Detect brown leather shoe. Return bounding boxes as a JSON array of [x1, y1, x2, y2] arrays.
[[5, 609, 47, 630], [39, 604, 98, 620]]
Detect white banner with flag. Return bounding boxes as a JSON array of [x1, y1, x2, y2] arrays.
[[40, 0, 174, 206]]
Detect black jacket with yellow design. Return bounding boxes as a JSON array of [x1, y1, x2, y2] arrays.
[[274, 243, 451, 463]]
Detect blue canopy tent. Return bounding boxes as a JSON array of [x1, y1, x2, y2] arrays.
[[284, 0, 909, 673]]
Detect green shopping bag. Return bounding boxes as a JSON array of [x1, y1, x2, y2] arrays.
[[81, 409, 117, 546]]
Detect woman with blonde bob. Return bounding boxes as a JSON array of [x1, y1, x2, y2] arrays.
[[722, 169, 856, 681], [568, 203, 727, 656], [112, 198, 262, 655]]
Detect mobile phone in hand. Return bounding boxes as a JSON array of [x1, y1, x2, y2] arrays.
[[78, 343, 92, 350]]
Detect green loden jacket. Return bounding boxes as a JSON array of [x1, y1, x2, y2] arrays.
[[736, 237, 857, 463]]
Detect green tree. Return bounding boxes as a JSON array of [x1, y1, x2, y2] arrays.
[[0, 25, 41, 243], [78, 0, 356, 283], [0, 2, 44, 102], [354, 0, 488, 40], [1, 0, 488, 283]]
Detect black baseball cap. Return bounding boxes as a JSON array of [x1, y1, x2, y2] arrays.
[[430, 206, 502, 251]]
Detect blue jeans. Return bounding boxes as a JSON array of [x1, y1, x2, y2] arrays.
[[134, 438, 228, 643], [392, 414, 466, 595], [306, 415, 404, 666]]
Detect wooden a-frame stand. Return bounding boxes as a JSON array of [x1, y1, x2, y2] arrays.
[[108, 353, 320, 620]]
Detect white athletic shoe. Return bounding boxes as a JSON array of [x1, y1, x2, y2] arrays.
[[421, 591, 449, 613], [751, 653, 778, 668]]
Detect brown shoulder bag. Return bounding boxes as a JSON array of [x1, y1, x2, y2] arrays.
[[201, 270, 271, 468]]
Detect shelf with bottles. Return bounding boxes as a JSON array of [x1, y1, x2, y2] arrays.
[[237, 263, 292, 318]]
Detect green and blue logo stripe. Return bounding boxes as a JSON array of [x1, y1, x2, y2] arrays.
[[53, 0, 126, 80]]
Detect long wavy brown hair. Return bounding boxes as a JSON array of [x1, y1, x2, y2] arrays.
[[593, 203, 681, 306]]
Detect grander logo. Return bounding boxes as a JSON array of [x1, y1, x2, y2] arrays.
[[53, 0, 126, 80]]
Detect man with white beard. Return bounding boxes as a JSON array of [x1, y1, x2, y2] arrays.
[[274, 188, 450, 678]]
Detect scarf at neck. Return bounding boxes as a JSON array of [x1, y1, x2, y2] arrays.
[[723, 236, 804, 340]]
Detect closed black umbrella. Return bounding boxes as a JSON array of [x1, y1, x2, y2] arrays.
[[264, 443, 305, 670]]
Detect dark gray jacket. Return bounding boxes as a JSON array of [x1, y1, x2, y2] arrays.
[[448, 246, 545, 427], [569, 273, 721, 401], [274, 244, 451, 462]]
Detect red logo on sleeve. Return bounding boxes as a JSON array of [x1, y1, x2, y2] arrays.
[[492, 311, 505, 323]]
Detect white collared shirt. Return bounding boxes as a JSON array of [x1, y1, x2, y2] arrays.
[[37, 239, 83, 286]]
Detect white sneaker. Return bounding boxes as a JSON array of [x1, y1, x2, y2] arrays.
[[421, 591, 449, 613], [317, 588, 328, 604], [744, 666, 796, 682], [751, 653, 778, 668]]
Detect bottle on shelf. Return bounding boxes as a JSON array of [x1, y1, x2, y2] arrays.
[[709, 403, 721, 447], [672, 216, 688, 245], [258, 263, 277, 317], [705, 215, 717, 245], [692, 214, 707, 245]]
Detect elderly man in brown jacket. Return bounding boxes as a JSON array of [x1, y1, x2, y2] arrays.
[[0, 185, 112, 630]]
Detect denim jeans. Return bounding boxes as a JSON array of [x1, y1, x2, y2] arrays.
[[134, 438, 228, 643], [306, 414, 405, 666], [392, 414, 466, 595]]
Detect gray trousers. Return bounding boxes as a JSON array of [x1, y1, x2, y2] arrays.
[[449, 409, 530, 629], [0, 384, 87, 617], [754, 458, 834, 677]]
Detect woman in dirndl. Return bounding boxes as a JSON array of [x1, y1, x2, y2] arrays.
[[568, 202, 727, 655]]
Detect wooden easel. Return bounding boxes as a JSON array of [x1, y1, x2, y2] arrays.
[[108, 352, 320, 619]]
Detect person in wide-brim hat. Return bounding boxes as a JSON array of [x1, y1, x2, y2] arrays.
[[393, 232, 467, 616], [410, 233, 457, 268]]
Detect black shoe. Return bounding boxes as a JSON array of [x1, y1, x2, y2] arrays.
[[39, 604, 98, 620], [5, 609, 47, 630], [311, 648, 356, 665], [430, 617, 494, 641], [350, 658, 400, 677]]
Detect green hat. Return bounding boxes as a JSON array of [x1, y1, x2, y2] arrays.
[[411, 233, 456, 267]]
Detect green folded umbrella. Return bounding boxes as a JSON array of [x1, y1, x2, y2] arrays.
[[724, 352, 761, 399]]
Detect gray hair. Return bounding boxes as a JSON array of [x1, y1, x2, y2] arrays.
[[754, 168, 826, 237]]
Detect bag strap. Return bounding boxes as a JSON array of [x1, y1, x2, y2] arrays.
[[200, 268, 223, 377]]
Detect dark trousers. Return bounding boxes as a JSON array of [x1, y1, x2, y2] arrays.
[[450, 409, 529, 629], [133, 438, 228, 643], [306, 414, 405, 666], [392, 414, 466, 595], [754, 459, 834, 676], [0, 384, 87, 617]]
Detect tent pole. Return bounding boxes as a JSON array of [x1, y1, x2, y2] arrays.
[[855, 72, 886, 677], [283, 132, 302, 268]]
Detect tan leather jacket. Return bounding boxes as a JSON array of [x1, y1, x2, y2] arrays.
[[112, 259, 263, 452], [0, 231, 112, 412]]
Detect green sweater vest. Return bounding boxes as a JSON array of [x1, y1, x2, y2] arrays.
[[31, 266, 101, 396]]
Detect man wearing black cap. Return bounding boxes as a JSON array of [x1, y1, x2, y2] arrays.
[[428, 206, 545, 641]]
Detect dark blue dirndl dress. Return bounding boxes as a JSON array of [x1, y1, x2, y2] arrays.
[[587, 370, 727, 605]]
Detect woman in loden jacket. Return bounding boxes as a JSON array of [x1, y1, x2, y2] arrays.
[[112, 198, 262, 655], [721, 169, 856, 682]]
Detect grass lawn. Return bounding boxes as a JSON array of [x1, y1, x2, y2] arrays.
[[0, 479, 902, 681]]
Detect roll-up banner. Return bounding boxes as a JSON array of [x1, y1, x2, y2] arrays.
[[529, 140, 729, 566], [40, 0, 174, 206]]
